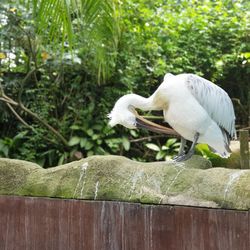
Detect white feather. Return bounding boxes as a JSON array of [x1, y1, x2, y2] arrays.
[[184, 74, 236, 138]]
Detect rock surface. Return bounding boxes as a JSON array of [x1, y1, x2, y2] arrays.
[[0, 155, 250, 210]]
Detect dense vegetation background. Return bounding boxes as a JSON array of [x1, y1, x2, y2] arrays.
[[0, 0, 249, 167]]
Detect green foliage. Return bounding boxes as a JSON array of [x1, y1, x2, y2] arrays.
[[146, 138, 180, 161], [0, 0, 249, 167], [195, 144, 228, 167], [0, 131, 28, 158]]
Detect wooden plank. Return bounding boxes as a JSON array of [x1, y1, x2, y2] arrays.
[[24, 197, 53, 250], [123, 203, 145, 250], [249, 211, 250, 250], [150, 205, 175, 250], [239, 130, 249, 169], [78, 199, 95, 250], [189, 207, 210, 250], [0, 196, 26, 250], [174, 206, 195, 250], [207, 209, 249, 250], [143, 205, 153, 250], [0, 196, 9, 250], [93, 201, 123, 250]]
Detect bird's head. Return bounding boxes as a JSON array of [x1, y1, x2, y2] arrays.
[[108, 94, 137, 129]]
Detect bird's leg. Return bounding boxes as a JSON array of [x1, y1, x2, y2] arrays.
[[173, 137, 186, 160], [174, 133, 199, 162]]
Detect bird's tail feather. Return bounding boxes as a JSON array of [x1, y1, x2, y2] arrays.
[[220, 127, 232, 153], [203, 123, 232, 158]]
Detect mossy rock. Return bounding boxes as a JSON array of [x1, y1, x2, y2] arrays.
[[0, 155, 250, 210]]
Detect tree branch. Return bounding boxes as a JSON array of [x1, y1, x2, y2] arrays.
[[237, 126, 250, 132], [18, 64, 45, 103], [0, 93, 69, 148], [0, 97, 18, 105], [0, 61, 69, 147], [5, 103, 32, 129], [130, 134, 178, 143], [19, 102, 69, 147]]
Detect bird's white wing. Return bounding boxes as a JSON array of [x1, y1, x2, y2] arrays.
[[185, 74, 236, 138]]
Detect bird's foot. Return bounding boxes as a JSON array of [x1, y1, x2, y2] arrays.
[[173, 153, 185, 161], [173, 152, 193, 162], [174, 133, 199, 162]]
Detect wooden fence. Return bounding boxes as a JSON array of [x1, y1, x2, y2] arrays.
[[0, 196, 249, 250]]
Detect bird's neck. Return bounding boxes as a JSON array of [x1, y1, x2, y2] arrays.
[[127, 94, 156, 111]]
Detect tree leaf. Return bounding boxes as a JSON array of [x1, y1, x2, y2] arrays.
[[87, 129, 94, 136], [146, 143, 160, 151], [156, 151, 165, 160], [68, 136, 81, 146], [130, 130, 138, 137], [166, 138, 177, 147], [70, 125, 81, 130], [84, 141, 94, 150], [122, 137, 130, 151], [80, 138, 87, 148], [58, 154, 65, 166]]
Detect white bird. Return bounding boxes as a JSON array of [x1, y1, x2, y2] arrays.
[[108, 73, 236, 161]]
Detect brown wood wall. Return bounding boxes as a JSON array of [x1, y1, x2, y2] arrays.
[[0, 196, 249, 250]]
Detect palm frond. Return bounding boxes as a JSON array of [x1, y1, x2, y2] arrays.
[[23, 0, 121, 83], [35, 0, 73, 47]]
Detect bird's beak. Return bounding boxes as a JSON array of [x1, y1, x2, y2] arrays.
[[134, 111, 179, 136]]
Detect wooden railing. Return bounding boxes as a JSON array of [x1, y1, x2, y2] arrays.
[[0, 196, 249, 250]]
